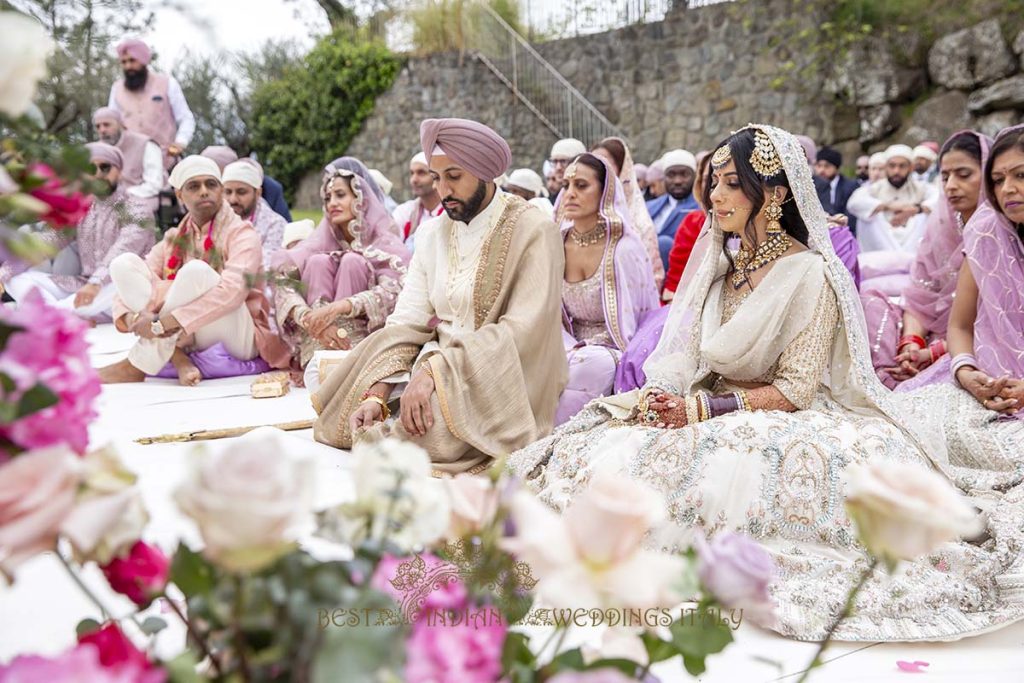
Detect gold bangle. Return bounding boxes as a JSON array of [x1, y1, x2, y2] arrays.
[[698, 392, 711, 422], [684, 395, 699, 425], [361, 394, 390, 421]]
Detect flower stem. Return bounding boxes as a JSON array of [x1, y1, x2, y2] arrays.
[[161, 591, 224, 678], [234, 575, 252, 682], [795, 557, 879, 683], [57, 551, 111, 621]]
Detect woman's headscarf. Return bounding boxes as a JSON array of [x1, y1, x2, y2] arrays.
[[554, 155, 658, 350], [963, 123, 1024, 399], [323, 156, 386, 202], [606, 137, 664, 287], [901, 130, 993, 334]]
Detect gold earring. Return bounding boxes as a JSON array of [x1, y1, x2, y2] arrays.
[[765, 194, 783, 234]]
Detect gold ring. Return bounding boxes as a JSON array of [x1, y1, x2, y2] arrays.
[[336, 327, 348, 339]]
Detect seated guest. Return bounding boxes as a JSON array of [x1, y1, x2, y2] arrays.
[[392, 152, 444, 247], [591, 137, 663, 288], [504, 168, 554, 214], [634, 163, 649, 195], [663, 151, 713, 300], [646, 149, 698, 270], [867, 152, 886, 182], [92, 106, 165, 213], [555, 153, 658, 424], [270, 166, 411, 368], [847, 143, 937, 264], [814, 146, 859, 233], [863, 131, 991, 389], [644, 160, 664, 200], [0, 143, 155, 321], [282, 219, 315, 250], [222, 160, 286, 269], [201, 145, 291, 221], [97, 155, 290, 385], [548, 138, 587, 204], [912, 143, 939, 184], [855, 154, 870, 184], [369, 168, 398, 213], [311, 118, 567, 476]]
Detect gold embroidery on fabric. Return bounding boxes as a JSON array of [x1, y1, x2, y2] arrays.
[[472, 196, 529, 329], [601, 174, 626, 350], [430, 355, 466, 442], [335, 344, 419, 445]]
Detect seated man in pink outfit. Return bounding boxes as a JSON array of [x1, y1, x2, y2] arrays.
[[97, 155, 290, 386]]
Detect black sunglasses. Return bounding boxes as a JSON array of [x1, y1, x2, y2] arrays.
[[92, 163, 113, 174]]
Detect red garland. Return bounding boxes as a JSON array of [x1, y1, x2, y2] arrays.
[[166, 218, 215, 280]]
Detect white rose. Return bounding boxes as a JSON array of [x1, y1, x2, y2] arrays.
[[175, 427, 315, 572], [845, 461, 983, 566], [61, 446, 149, 565], [323, 438, 449, 552], [441, 473, 500, 541], [0, 12, 54, 118]]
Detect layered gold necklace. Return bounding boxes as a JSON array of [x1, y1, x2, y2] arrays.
[[568, 223, 606, 248], [731, 232, 791, 288]]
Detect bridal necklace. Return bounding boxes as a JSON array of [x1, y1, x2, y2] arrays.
[[731, 232, 791, 288]]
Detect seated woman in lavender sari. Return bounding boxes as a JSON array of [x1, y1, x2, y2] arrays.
[[554, 153, 658, 424], [896, 125, 1024, 465], [271, 166, 411, 368], [862, 131, 991, 389]]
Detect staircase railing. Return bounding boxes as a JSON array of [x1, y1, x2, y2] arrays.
[[463, 3, 625, 145]]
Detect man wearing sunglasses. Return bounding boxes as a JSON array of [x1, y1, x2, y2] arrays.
[[92, 106, 166, 213], [0, 143, 155, 321]]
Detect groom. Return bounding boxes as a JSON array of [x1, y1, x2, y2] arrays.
[[311, 117, 567, 476]]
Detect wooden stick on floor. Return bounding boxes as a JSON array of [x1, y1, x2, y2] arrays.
[[134, 419, 316, 445]]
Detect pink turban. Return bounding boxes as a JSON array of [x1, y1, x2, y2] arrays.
[[92, 107, 122, 125], [419, 118, 511, 183], [85, 142, 124, 169], [116, 39, 151, 65], [201, 145, 239, 172]]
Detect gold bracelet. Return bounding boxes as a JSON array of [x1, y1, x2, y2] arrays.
[[361, 394, 391, 421], [697, 392, 711, 422], [684, 395, 699, 425]]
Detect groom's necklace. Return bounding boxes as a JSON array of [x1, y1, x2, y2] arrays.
[[731, 232, 791, 288]]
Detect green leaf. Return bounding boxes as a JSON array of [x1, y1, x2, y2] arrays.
[[165, 651, 204, 683], [311, 589, 405, 683], [501, 631, 535, 672], [0, 373, 16, 394], [641, 630, 679, 664], [582, 658, 643, 675], [682, 652, 708, 677], [670, 617, 733, 658], [0, 322, 23, 352], [549, 647, 585, 671], [139, 616, 168, 635], [170, 543, 217, 597], [75, 617, 102, 638], [16, 383, 59, 418]]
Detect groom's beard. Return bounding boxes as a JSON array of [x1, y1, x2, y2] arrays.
[[124, 67, 148, 92]]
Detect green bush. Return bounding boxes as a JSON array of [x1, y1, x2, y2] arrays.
[[249, 29, 400, 203]]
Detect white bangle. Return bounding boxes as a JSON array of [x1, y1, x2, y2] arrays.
[[950, 353, 978, 386]]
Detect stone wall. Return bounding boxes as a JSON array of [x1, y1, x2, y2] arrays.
[[299, 2, 1024, 208]]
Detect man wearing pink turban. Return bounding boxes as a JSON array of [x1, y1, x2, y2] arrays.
[[313, 117, 568, 477], [92, 106, 166, 212], [107, 38, 196, 169]]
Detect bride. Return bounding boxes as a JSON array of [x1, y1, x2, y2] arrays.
[[508, 124, 1024, 642]]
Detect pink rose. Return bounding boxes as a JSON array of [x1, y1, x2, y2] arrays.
[[101, 541, 170, 607], [0, 446, 80, 580], [404, 614, 505, 683], [695, 532, 776, 625], [0, 644, 131, 683], [549, 670, 638, 683], [0, 290, 100, 454], [26, 163, 91, 228], [77, 622, 164, 682]]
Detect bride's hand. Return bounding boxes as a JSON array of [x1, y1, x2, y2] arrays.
[[648, 392, 688, 429]]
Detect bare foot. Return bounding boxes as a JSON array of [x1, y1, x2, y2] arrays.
[[171, 348, 201, 386], [98, 359, 146, 384]]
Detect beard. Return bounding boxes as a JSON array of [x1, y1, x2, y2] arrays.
[[443, 181, 488, 223], [98, 129, 121, 145], [123, 67, 148, 91], [887, 174, 908, 189], [667, 184, 694, 200]]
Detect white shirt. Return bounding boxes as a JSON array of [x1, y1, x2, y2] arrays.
[[108, 75, 196, 147], [652, 195, 679, 232], [392, 198, 444, 250], [126, 141, 166, 200]]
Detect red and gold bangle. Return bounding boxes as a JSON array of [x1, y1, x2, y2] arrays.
[[928, 339, 947, 363], [897, 334, 927, 352]]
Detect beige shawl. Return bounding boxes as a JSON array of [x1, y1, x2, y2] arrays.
[[312, 196, 568, 458]]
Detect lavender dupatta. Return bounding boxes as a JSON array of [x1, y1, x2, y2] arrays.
[[556, 156, 659, 351]]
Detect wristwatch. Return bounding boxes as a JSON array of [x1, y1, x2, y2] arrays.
[[150, 316, 165, 336]]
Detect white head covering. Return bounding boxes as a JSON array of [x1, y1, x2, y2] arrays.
[[869, 152, 887, 167], [883, 144, 915, 163], [282, 219, 316, 247], [506, 168, 545, 197], [369, 169, 393, 196], [222, 160, 263, 188], [410, 152, 428, 168], [550, 138, 586, 160], [912, 144, 938, 162], [659, 149, 697, 172], [169, 155, 221, 190]]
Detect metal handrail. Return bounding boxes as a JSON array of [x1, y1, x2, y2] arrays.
[[464, 2, 625, 145]]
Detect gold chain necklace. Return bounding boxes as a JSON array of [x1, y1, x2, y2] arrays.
[[731, 232, 791, 287], [568, 223, 606, 248]]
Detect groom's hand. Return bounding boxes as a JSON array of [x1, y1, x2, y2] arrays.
[[401, 369, 435, 437]]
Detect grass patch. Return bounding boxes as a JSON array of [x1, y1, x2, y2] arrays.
[[290, 210, 322, 224]]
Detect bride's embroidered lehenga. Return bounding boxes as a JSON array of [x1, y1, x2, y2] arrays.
[[508, 125, 1024, 642]]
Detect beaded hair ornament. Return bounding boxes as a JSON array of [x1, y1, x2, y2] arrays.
[[710, 128, 783, 179]]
